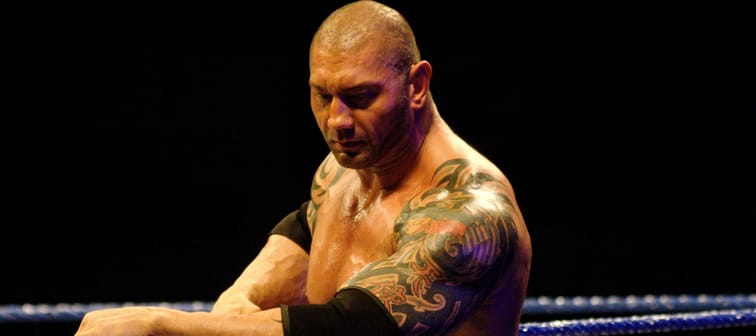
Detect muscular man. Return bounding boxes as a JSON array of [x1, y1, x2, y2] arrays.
[[75, 1, 532, 335]]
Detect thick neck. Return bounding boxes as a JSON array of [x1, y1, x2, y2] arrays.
[[356, 100, 441, 195]]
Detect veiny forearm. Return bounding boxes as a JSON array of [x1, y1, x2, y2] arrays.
[[76, 306, 284, 336], [162, 308, 285, 336], [213, 235, 309, 313]]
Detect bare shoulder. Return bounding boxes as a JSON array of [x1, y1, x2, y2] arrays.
[[309, 153, 345, 204], [396, 158, 525, 275], [342, 158, 528, 334], [414, 158, 521, 222], [305, 153, 346, 229]]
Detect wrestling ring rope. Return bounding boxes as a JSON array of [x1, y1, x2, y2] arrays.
[[2, 294, 754, 335]]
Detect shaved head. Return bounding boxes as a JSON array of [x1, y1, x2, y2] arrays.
[[310, 1, 420, 75]]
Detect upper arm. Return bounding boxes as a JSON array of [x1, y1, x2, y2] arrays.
[[341, 162, 520, 334]]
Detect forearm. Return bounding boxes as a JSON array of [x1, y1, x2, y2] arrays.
[[164, 308, 284, 336], [76, 306, 284, 336]]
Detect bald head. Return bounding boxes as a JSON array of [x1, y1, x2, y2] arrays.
[[311, 1, 420, 75]]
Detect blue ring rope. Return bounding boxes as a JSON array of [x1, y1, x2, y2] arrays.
[[2, 294, 755, 335], [519, 308, 756, 335], [523, 293, 756, 314]]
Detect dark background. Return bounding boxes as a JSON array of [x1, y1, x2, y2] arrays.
[[6, 1, 754, 334]]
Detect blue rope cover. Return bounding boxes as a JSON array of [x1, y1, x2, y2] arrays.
[[0, 301, 210, 323], [523, 293, 756, 314], [1, 294, 755, 335], [520, 308, 756, 336]]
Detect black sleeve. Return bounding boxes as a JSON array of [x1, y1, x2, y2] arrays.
[[281, 287, 401, 336], [268, 201, 312, 253]]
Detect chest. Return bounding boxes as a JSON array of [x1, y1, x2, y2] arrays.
[[305, 196, 402, 303]]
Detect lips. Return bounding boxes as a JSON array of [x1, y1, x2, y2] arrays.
[[338, 141, 361, 147], [332, 140, 364, 152]]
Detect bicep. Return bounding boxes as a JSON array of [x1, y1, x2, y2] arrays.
[[212, 233, 310, 314], [216, 213, 310, 309], [221, 232, 310, 311]]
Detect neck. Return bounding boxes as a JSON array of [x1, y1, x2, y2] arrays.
[[358, 102, 440, 193]]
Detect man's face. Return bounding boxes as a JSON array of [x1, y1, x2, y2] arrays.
[[308, 42, 411, 170]]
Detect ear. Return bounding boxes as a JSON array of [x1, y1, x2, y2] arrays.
[[408, 60, 432, 110]]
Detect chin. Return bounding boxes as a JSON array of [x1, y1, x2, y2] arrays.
[[333, 151, 369, 169]]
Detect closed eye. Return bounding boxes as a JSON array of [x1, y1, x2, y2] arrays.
[[312, 91, 333, 107], [342, 92, 377, 109]]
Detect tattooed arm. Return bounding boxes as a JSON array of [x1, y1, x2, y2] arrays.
[[341, 161, 520, 335]]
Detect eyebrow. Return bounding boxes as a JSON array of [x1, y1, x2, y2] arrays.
[[310, 82, 381, 94], [341, 84, 381, 94]]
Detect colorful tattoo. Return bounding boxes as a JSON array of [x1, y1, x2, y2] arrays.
[[342, 159, 519, 335]]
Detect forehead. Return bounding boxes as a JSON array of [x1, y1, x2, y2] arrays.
[[309, 43, 392, 88]]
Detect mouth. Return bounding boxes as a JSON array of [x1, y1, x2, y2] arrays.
[[337, 140, 362, 148], [331, 140, 365, 154]]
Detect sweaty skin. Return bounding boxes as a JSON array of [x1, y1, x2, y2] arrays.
[[307, 151, 531, 335], [75, 2, 531, 335]]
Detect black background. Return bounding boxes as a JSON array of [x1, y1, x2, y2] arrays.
[[6, 1, 755, 334]]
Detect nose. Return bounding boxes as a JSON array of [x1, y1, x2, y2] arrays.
[[326, 97, 354, 130]]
